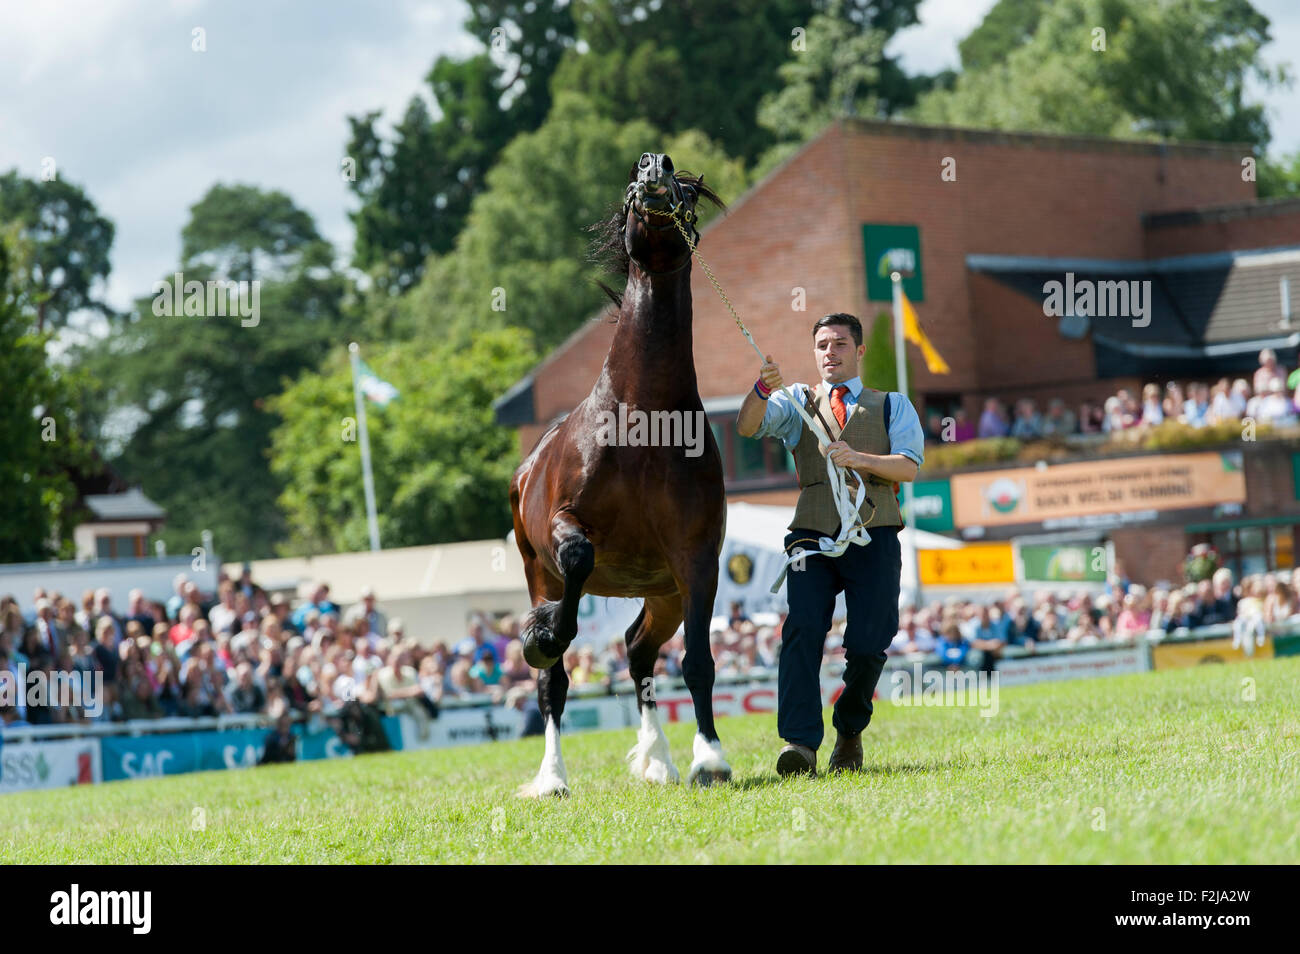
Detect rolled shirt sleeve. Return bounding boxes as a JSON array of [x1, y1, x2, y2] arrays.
[[752, 384, 809, 450], [887, 392, 925, 468]]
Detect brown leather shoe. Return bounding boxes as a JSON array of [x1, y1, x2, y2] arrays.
[[827, 730, 863, 773], [776, 743, 817, 778]]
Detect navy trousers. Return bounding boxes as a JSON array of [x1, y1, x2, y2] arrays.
[[778, 526, 900, 750]]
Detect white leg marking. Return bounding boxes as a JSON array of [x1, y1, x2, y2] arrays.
[[686, 732, 732, 786], [518, 716, 569, 798], [626, 705, 680, 784]]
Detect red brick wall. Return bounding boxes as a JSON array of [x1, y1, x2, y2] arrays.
[[1145, 205, 1300, 258], [518, 120, 1254, 459]]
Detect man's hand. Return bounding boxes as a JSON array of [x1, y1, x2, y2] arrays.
[[759, 355, 783, 392], [821, 440, 862, 469]]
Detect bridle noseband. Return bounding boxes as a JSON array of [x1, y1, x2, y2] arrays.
[[622, 173, 701, 248]]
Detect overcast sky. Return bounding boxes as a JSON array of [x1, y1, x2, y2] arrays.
[[2, 0, 1296, 318]]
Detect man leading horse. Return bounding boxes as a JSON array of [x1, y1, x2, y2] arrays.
[[736, 312, 924, 776]]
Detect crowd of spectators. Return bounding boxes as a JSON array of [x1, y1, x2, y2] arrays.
[[3, 559, 1295, 735], [0, 571, 540, 735], [928, 349, 1300, 443], [887, 564, 1295, 669]]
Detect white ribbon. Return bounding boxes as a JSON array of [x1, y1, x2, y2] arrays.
[[767, 385, 872, 595]]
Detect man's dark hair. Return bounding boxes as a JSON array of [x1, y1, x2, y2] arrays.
[[813, 313, 862, 347]]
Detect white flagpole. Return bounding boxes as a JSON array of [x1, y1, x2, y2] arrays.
[[891, 272, 920, 607], [349, 342, 382, 552]]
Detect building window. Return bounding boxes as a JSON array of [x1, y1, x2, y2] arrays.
[[1195, 525, 1297, 579], [95, 535, 145, 560], [710, 414, 798, 491]]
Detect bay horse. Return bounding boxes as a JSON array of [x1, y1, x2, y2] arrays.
[[510, 152, 731, 796]]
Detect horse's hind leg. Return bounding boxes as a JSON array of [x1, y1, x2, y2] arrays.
[[625, 596, 682, 785], [521, 516, 594, 669]]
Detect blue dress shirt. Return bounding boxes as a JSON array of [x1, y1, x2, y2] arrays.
[[752, 375, 925, 467]]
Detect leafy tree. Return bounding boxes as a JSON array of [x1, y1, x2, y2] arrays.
[[181, 184, 322, 282], [0, 230, 90, 562], [391, 92, 748, 351], [913, 0, 1287, 149], [0, 170, 115, 333], [554, 0, 816, 165], [1259, 151, 1300, 199], [78, 186, 347, 560], [269, 329, 539, 554], [956, 0, 1048, 72], [755, 0, 888, 173], [347, 1, 575, 294], [860, 310, 912, 402]]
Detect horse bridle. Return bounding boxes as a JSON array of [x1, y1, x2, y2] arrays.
[[622, 167, 701, 248]]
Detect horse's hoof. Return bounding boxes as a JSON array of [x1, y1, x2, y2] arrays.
[[517, 777, 570, 799], [689, 766, 732, 788], [522, 633, 560, 670]]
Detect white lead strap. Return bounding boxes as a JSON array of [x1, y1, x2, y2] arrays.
[[746, 331, 872, 595]]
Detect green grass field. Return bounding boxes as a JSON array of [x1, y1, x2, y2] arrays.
[[5, 658, 1299, 864]]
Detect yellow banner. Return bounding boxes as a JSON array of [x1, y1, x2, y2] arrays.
[[1151, 637, 1275, 669], [950, 451, 1246, 528], [900, 288, 950, 374], [918, 543, 1016, 585]]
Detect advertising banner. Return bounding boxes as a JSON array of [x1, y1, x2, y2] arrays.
[[100, 729, 270, 781], [995, 647, 1148, 687], [863, 223, 924, 302], [0, 737, 101, 794], [951, 452, 1246, 529], [906, 479, 954, 533], [918, 543, 1016, 585], [1151, 636, 1275, 669], [1019, 543, 1108, 583]]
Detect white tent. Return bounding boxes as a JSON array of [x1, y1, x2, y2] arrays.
[[722, 502, 963, 608]]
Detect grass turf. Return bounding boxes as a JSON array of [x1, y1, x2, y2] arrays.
[[4, 657, 1298, 863]]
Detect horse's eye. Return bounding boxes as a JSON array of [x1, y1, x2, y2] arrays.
[[640, 155, 650, 167]]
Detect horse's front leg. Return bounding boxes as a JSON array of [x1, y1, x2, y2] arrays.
[[521, 515, 594, 669], [677, 553, 732, 786]]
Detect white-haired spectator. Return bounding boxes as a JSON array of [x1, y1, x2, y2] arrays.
[[1254, 348, 1284, 397], [1182, 382, 1210, 427], [1229, 379, 1250, 418], [1258, 377, 1297, 425], [1162, 382, 1185, 422], [1140, 383, 1164, 426]]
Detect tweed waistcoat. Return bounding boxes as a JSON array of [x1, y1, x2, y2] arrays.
[[789, 384, 903, 535]]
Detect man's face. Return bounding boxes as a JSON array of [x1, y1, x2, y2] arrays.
[[812, 325, 864, 385]]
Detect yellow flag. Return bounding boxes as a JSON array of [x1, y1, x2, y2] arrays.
[[899, 288, 950, 374]]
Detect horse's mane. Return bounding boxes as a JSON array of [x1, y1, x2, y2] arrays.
[[587, 172, 725, 311]]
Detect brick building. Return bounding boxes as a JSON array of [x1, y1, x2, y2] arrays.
[[496, 119, 1300, 588]]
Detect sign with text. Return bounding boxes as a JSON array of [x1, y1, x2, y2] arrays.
[[918, 542, 1016, 585], [951, 452, 1246, 529], [906, 479, 954, 533]]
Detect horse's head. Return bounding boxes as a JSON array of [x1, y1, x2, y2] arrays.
[[590, 152, 723, 305], [622, 152, 716, 273]]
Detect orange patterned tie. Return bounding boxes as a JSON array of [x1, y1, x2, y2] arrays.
[[830, 385, 849, 429]]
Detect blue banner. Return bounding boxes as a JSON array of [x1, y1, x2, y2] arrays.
[[99, 718, 404, 781]]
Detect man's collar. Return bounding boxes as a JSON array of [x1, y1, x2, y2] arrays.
[[819, 376, 863, 398]]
